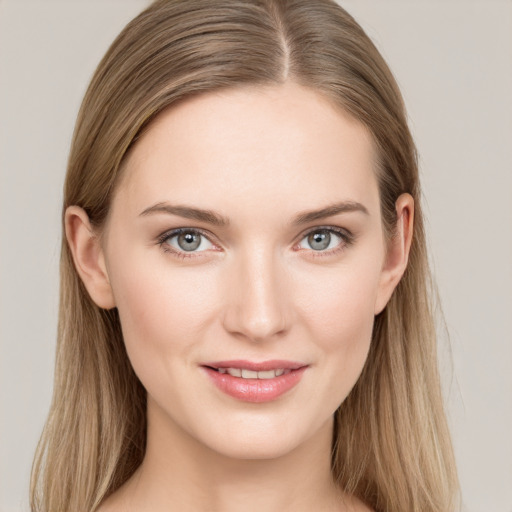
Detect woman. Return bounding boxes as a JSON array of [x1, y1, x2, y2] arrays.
[[30, 0, 459, 510]]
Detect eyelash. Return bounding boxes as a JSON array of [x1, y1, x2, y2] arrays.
[[156, 226, 355, 260]]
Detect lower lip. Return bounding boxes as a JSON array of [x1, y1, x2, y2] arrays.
[[202, 366, 308, 403]]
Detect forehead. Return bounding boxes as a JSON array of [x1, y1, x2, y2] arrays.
[[114, 82, 380, 221]]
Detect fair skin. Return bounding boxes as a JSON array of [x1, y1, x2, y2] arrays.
[[66, 82, 413, 512]]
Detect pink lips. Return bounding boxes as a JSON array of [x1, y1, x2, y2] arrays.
[[201, 360, 308, 403]]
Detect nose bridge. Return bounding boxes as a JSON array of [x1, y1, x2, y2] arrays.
[[222, 243, 290, 342]]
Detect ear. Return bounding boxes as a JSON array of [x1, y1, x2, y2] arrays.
[[64, 206, 116, 309], [374, 193, 414, 315]]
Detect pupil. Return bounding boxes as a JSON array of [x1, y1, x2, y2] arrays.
[[178, 232, 201, 251], [309, 231, 330, 251]]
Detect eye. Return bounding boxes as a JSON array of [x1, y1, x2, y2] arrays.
[[158, 228, 215, 258], [297, 227, 353, 255]]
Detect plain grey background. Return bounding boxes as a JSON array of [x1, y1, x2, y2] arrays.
[[0, 1, 511, 511]]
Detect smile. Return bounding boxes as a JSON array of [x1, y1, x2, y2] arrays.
[[201, 360, 308, 403], [214, 368, 290, 378]]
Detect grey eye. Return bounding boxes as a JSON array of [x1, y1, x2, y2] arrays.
[[299, 229, 344, 252], [308, 231, 331, 250], [165, 230, 213, 253], [177, 232, 202, 251]]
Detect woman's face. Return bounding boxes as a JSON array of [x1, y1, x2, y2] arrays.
[[101, 83, 393, 459]]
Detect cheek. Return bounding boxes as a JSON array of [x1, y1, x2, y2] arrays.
[[300, 261, 379, 346], [107, 252, 219, 379], [296, 259, 381, 397]]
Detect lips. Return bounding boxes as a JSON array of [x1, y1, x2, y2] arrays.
[[202, 359, 306, 371], [215, 367, 290, 379], [201, 360, 308, 403]]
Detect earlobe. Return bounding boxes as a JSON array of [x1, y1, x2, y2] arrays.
[[374, 193, 414, 315], [64, 206, 116, 309]]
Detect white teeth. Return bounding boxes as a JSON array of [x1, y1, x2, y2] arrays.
[[257, 370, 276, 379], [217, 368, 290, 379]]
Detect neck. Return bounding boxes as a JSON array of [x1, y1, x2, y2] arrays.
[[107, 397, 351, 512]]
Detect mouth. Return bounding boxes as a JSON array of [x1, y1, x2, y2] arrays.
[[200, 360, 309, 403], [206, 367, 292, 379]]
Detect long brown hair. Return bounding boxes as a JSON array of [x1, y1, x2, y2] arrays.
[[30, 1, 459, 510]]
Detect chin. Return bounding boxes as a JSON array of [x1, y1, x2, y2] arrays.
[[191, 411, 332, 461], [204, 432, 305, 461]]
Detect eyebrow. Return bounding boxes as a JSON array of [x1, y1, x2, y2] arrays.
[[139, 200, 369, 227], [139, 202, 230, 226], [291, 201, 369, 225]]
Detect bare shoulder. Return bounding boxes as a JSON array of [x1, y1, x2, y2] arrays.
[[351, 502, 374, 512], [94, 469, 140, 512], [93, 488, 126, 512], [346, 494, 375, 512], [94, 497, 115, 512]]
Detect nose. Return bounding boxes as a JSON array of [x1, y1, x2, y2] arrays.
[[221, 247, 291, 343]]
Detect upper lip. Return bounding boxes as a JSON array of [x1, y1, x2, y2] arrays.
[[201, 360, 308, 371]]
